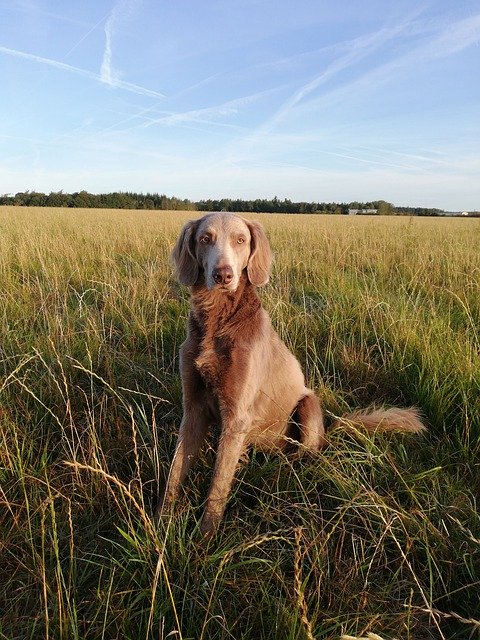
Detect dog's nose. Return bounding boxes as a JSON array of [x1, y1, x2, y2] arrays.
[[212, 266, 233, 285]]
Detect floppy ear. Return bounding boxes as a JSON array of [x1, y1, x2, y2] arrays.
[[246, 220, 272, 287], [171, 219, 200, 286]]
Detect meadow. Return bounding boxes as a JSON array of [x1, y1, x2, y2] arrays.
[[0, 206, 479, 640]]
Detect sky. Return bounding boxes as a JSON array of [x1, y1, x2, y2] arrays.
[[1, 1, 480, 210]]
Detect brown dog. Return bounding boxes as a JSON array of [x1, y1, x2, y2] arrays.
[[157, 212, 425, 535]]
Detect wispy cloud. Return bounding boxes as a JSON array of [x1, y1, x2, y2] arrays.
[[419, 12, 480, 59], [231, 10, 480, 169], [223, 20, 419, 166], [12, 1, 93, 28], [100, 18, 115, 85], [257, 19, 421, 137], [292, 12, 480, 120], [0, 44, 165, 98], [100, 0, 141, 86], [143, 88, 279, 128]]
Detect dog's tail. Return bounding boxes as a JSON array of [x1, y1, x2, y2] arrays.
[[330, 406, 426, 435]]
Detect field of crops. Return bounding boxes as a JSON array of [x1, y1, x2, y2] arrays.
[[1, 206, 479, 639]]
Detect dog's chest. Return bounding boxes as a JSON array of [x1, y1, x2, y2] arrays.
[[195, 334, 232, 388]]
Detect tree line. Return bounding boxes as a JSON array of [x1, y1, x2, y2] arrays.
[[0, 190, 196, 211], [0, 190, 459, 216]]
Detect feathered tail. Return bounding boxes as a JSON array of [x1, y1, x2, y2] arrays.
[[330, 407, 426, 434]]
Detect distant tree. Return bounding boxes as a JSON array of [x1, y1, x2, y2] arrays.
[[376, 200, 393, 215], [71, 191, 93, 208], [0, 194, 14, 205], [14, 192, 29, 206], [27, 191, 48, 206], [46, 191, 71, 207]]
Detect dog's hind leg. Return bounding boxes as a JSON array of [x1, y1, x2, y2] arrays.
[[295, 392, 326, 451]]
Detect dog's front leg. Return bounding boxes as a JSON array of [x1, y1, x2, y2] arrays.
[[200, 416, 249, 536], [156, 335, 210, 521], [156, 407, 210, 520]]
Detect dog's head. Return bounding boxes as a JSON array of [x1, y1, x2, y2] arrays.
[[172, 212, 272, 291]]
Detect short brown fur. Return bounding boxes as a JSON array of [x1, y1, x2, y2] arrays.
[[157, 212, 426, 536]]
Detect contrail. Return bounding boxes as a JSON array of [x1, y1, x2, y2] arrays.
[[100, 0, 141, 86], [144, 88, 279, 128], [261, 21, 417, 135], [64, 12, 110, 59], [0, 44, 165, 98], [100, 23, 114, 84]]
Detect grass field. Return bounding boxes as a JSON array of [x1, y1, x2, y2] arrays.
[[0, 206, 479, 640]]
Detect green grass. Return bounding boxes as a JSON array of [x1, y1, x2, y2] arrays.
[[0, 206, 479, 639]]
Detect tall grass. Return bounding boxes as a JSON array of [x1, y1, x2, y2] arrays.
[[0, 207, 479, 639]]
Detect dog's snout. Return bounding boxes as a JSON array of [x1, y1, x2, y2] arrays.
[[212, 265, 233, 285]]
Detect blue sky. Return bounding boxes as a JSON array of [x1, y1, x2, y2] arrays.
[[1, 1, 479, 209]]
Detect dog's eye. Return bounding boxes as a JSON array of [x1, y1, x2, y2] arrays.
[[199, 235, 211, 244], [237, 237, 246, 244]]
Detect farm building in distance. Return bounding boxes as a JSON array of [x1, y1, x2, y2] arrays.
[[348, 208, 378, 215]]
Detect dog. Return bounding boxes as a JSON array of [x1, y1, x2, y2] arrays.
[[156, 212, 426, 535]]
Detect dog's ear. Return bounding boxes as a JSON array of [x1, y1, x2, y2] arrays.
[[246, 220, 272, 287], [171, 219, 200, 286]]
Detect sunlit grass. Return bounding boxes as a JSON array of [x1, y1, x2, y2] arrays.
[[0, 206, 479, 639]]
